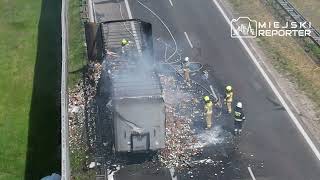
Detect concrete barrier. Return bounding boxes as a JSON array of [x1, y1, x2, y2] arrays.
[[61, 0, 70, 179]]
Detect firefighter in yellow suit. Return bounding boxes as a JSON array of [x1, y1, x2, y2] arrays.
[[121, 39, 129, 54], [204, 96, 213, 129], [224, 85, 233, 113]]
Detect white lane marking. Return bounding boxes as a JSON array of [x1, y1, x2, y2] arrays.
[[248, 167, 257, 180], [124, 0, 133, 19], [124, 0, 142, 54], [211, 0, 320, 161], [169, 168, 178, 180], [137, 0, 178, 61], [184, 32, 194, 48], [88, 0, 95, 22], [107, 166, 121, 180], [168, 0, 174, 7], [92, 1, 97, 22], [107, 169, 114, 180]]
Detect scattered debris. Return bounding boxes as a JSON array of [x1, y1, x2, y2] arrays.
[[89, 162, 101, 169], [158, 75, 203, 169], [68, 81, 85, 154], [68, 62, 102, 169], [68, 56, 255, 179], [158, 109, 201, 168]]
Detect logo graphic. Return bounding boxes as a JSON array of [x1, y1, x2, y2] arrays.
[[231, 17, 257, 38], [231, 17, 312, 38]]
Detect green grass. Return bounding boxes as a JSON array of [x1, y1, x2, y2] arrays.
[[24, 0, 62, 178], [0, 0, 41, 179], [0, 0, 62, 179], [70, 146, 95, 180], [68, 0, 93, 178], [68, 0, 87, 87], [305, 43, 320, 60]]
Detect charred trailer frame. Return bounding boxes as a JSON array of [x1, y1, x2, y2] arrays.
[[100, 19, 165, 153]]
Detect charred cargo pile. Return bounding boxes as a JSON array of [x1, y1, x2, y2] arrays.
[[157, 75, 202, 168], [69, 62, 102, 150], [68, 62, 102, 172], [101, 20, 166, 153]]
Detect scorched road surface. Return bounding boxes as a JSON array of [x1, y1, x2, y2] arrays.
[[127, 0, 320, 179]]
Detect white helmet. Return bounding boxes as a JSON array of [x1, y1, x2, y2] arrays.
[[184, 57, 189, 62], [236, 102, 243, 109]]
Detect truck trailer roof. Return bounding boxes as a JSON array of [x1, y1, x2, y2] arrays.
[[111, 71, 162, 100]]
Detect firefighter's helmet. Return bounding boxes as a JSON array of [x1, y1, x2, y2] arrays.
[[121, 39, 128, 46], [204, 96, 210, 102], [226, 85, 232, 92], [236, 102, 243, 109]]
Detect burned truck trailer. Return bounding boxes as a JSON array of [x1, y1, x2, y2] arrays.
[[100, 19, 165, 152], [112, 73, 165, 152]]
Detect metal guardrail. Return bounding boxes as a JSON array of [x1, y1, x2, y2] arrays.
[[61, 0, 70, 179], [80, 0, 89, 20], [61, 1, 95, 179], [272, 0, 320, 47], [81, 0, 96, 22]]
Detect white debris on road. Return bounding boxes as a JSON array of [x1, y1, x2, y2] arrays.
[[157, 73, 233, 170], [68, 82, 85, 154], [158, 76, 202, 168], [68, 62, 102, 168], [89, 162, 101, 169], [159, 109, 200, 168]]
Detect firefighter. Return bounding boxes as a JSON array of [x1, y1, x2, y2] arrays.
[[234, 102, 246, 135], [204, 96, 213, 129], [224, 85, 233, 113], [121, 39, 129, 54], [183, 57, 191, 85]]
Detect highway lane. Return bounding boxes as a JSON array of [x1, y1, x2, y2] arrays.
[[129, 0, 320, 179]]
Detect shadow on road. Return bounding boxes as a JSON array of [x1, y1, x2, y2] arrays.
[[25, 0, 62, 179]]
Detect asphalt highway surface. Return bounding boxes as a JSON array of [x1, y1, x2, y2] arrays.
[[94, 0, 320, 179]]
